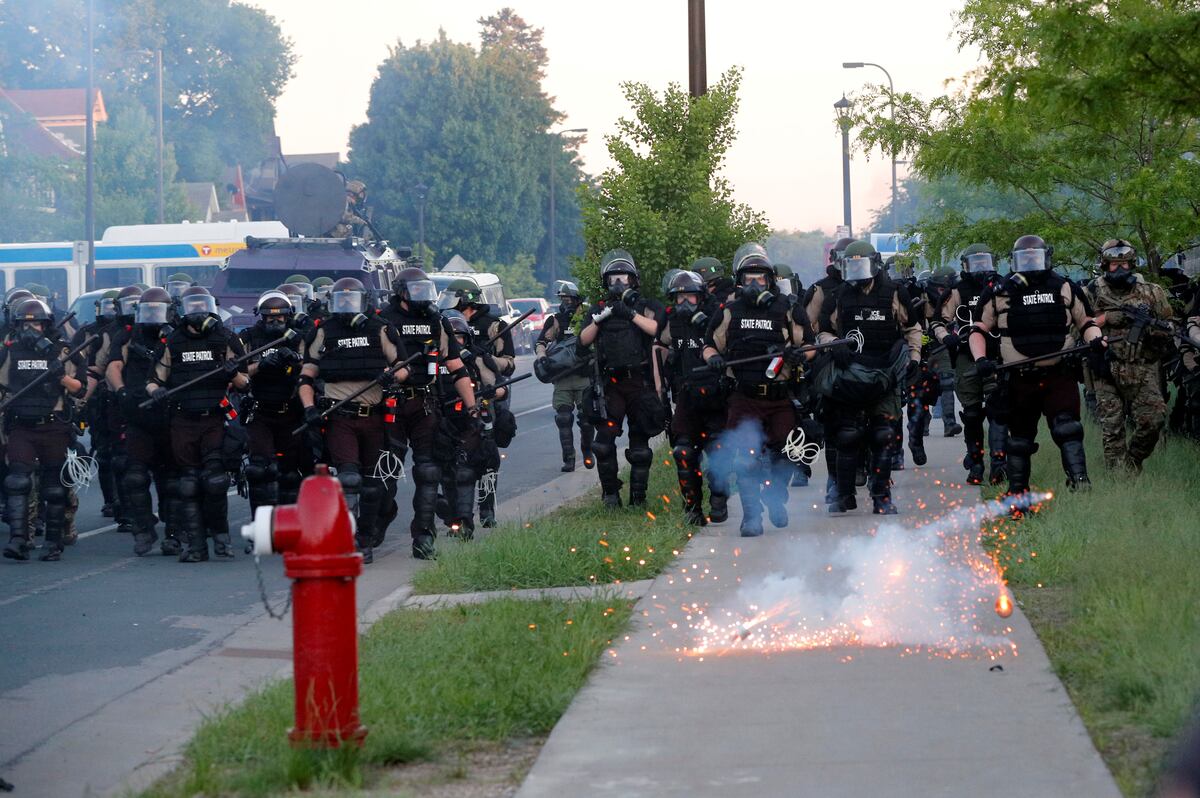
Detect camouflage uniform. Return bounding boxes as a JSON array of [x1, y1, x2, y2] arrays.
[[1086, 275, 1176, 470]]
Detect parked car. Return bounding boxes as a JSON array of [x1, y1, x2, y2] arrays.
[[506, 297, 551, 354]]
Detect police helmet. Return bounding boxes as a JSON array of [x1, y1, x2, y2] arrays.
[[6, 289, 34, 316], [135, 287, 171, 326], [115, 285, 143, 320], [691, 257, 724, 285], [441, 309, 473, 338], [257, 290, 294, 318], [667, 270, 705, 297], [829, 237, 855, 268], [554, 280, 581, 299], [436, 277, 483, 311], [660, 268, 684, 295], [98, 289, 120, 321], [600, 249, 639, 288], [960, 243, 996, 274], [842, 240, 880, 285], [395, 266, 438, 307], [329, 277, 368, 316], [732, 242, 774, 285], [1011, 234, 1052, 273], [13, 298, 52, 323], [284, 274, 314, 300], [1099, 238, 1138, 287], [179, 285, 218, 325]]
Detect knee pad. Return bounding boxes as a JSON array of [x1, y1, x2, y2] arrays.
[[40, 471, 67, 504], [590, 439, 616, 460], [960, 404, 985, 426], [870, 423, 894, 450], [454, 462, 476, 486], [111, 450, 129, 475], [244, 456, 277, 485], [625, 446, 653, 467], [360, 476, 385, 504], [1050, 414, 1084, 445], [672, 443, 699, 470], [835, 425, 863, 449], [122, 463, 151, 492], [337, 464, 363, 495], [202, 465, 230, 497], [554, 406, 574, 430], [178, 470, 201, 499], [413, 461, 442, 486], [4, 466, 33, 497], [1007, 436, 1038, 457]]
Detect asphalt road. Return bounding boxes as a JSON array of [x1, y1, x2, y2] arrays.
[[0, 354, 582, 772]]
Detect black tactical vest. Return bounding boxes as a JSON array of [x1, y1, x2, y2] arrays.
[[1003, 273, 1069, 359], [725, 295, 790, 388], [596, 300, 652, 372], [165, 325, 233, 414], [245, 322, 302, 407], [3, 338, 63, 421], [666, 309, 720, 401], [120, 326, 166, 394], [380, 301, 440, 386], [318, 316, 388, 383], [836, 279, 901, 360]]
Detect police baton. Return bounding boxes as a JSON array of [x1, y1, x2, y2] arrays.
[[441, 371, 532, 407], [690, 337, 857, 373], [0, 333, 98, 414], [138, 329, 302, 409], [291, 347, 427, 436], [53, 310, 77, 332], [995, 336, 1123, 372], [484, 306, 536, 349]]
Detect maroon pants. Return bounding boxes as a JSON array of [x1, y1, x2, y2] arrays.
[[726, 394, 795, 449], [326, 412, 385, 470], [1006, 368, 1081, 440], [169, 413, 225, 469], [7, 420, 72, 469], [247, 407, 303, 475]]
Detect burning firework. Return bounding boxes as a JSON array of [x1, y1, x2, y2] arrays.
[[690, 491, 1051, 659]]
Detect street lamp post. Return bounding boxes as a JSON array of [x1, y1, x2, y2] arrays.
[[84, 0, 95, 293], [549, 127, 587, 290], [414, 183, 428, 263], [834, 96, 853, 236], [155, 48, 164, 224], [843, 61, 897, 242]]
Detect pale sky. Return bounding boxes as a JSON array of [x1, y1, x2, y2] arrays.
[[245, 0, 983, 235]]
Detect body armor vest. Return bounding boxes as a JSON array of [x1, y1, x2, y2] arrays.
[[1002, 273, 1069, 359], [119, 326, 168, 425], [667, 310, 720, 400], [725, 295, 790, 388], [3, 337, 63, 421], [165, 325, 232, 414], [836, 280, 901, 361], [245, 323, 302, 407], [596, 300, 650, 372], [381, 301, 440, 386], [318, 316, 388, 383]]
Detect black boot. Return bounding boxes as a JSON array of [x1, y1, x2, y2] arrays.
[[941, 390, 962, 436], [627, 445, 652, 507], [478, 470, 497, 528], [988, 419, 1009, 486], [177, 472, 207, 563], [907, 411, 928, 467], [1005, 437, 1036, 496], [579, 419, 596, 469], [40, 477, 68, 561], [1060, 440, 1091, 491], [737, 456, 764, 536], [3, 469, 32, 561], [412, 531, 436, 560], [708, 491, 729, 523], [556, 409, 577, 471], [673, 443, 706, 526]]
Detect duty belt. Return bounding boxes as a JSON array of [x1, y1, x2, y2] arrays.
[[738, 381, 790, 401], [332, 401, 378, 418], [395, 385, 433, 399], [5, 411, 68, 427], [254, 401, 295, 416], [603, 366, 644, 381]]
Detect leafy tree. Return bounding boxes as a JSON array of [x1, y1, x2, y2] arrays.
[[849, 0, 1200, 274], [0, 0, 294, 183], [348, 15, 584, 274], [576, 68, 769, 301], [94, 100, 190, 230], [0, 153, 82, 243]]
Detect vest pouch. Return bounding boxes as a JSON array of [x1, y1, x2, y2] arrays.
[[492, 405, 518, 447]]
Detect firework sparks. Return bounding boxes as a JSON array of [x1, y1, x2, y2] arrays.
[[689, 491, 1051, 659]]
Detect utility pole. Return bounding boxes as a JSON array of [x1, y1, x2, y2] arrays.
[[84, 0, 95, 292], [688, 0, 707, 97], [415, 183, 428, 263], [844, 61, 897, 241], [155, 49, 164, 224], [834, 96, 853, 236]]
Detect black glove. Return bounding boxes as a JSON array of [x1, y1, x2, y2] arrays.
[[1089, 335, 1107, 354], [221, 359, 241, 379], [280, 346, 302, 365], [148, 386, 170, 405], [459, 347, 476, 365], [258, 349, 282, 370], [46, 358, 66, 378], [610, 301, 634, 320], [376, 369, 396, 388], [304, 405, 324, 427], [974, 357, 996, 379], [942, 331, 960, 358], [1087, 336, 1111, 379], [691, 311, 709, 329], [784, 346, 806, 367], [905, 360, 921, 384], [832, 342, 853, 368], [706, 353, 726, 372]]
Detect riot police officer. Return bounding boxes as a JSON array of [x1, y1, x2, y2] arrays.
[[968, 235, 1105, 494], [817, 240, 923, 515], [535, 280, 595, 472], [299, 278, 409, 562], [703, 244, 814, 535], [578, 250, 666, 508], [1, 300, 83, 561], [277, 282, 318, 343], [107, 287, 177, 555], [146, 286, 249, 562], [241, 291, 305, 512], [804, 238, 853, 502], [930, 244, 1009, 485], [660, 270, 730, 525]]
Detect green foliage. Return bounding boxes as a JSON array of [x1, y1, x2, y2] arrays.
[[0, 152, 82, 243], [478, 254, 545, 298], [849, 0, 1200, 274], [0, 0, 295, 183], [94, 101, 191, 230], [348, 13, 584, 273], [984, 421, 1200, 795], [577, 68, 769, 301], [141, 598, 633, 796]]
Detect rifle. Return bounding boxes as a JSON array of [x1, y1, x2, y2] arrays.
[[653, 347, 672, 429], [441, 372, 532, 407], [689, 337, 858, 373], [139, 328, 301, 409], [590, 345, 608, 420], [1116, 304, 1195, 349], [291, 346, 427, 436], [0, 333, 98, 414]]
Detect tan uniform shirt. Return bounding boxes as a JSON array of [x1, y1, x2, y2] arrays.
[[303, 324, 404, 405], [978, 280, 1093, 365]]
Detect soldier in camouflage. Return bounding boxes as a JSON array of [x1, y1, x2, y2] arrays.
[[1085, 240, 1177, 472]]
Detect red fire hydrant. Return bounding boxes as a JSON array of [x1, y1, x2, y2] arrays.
[[242, 464, 368, 747]]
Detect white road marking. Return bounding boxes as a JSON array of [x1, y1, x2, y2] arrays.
[[514, 403, 552, 418]]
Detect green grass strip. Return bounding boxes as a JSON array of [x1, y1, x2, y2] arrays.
[[983, 422, 1200, 796], [413, 448, 695, 594], [142, 597, 633, 797]]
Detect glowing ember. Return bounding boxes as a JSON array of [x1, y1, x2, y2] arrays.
[[646, 511, 657, 521], [995, 593, 1013, 618]]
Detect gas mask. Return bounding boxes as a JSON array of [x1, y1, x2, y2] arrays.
[[187, 314, 217, 333], [1103, 264, 1136, 289], [739, 272, 772, 305], [18, 324, 45, 349], [264, 317, 289, 335], [672, 294, 699, 318], [606, 275, 631, 300], [559, 298, 580, 315], [1100, 243, 1138, 290]]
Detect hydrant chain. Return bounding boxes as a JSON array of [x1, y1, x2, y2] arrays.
[[253, 554, 292, 620]]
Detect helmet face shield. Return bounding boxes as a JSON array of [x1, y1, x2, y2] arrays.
[[842, 256, 875, 283], [136, 302, 169, 325], [1101, 243, 1136, 267], [405, 279, 438, 304], [435, 291, 461, 311], [165, 280, 190, 300], [287, 294, 307, 314], [99, 297, 117, 319], [965, 253, 995, 273], [117, 296, 139, 317], [1012, 248, 1047, 273], [180, 294, 217, 317], [330, 290, 365, 315]]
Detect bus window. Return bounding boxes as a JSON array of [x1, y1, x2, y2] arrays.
[[0, 271, 7, 294], [14, 268, 68, 307], [96, 267, 144, 289], [154, 264, 219, 288]]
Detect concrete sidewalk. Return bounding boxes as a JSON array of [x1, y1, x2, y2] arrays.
[[517, 435, 1121, 798]]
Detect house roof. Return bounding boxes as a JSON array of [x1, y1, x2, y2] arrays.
[[0, 88, 80, 159], [182, 182, 220, 220], [2, 88, 107, 125]]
